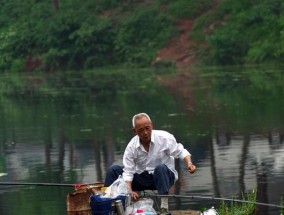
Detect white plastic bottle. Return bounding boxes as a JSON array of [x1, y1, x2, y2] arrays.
[[201, 206, 218, 215]]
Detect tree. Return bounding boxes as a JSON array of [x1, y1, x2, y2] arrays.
[[51, 0, 59, 13]]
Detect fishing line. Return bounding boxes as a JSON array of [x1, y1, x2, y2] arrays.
[[142, 190, 160, 210]]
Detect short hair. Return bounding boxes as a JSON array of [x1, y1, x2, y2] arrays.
[[132, 113, 151, 128]]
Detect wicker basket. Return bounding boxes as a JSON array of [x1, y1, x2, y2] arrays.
[[66, 182, 104, 215]]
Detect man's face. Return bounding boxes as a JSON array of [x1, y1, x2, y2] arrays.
[[133, 116, 153, 144]]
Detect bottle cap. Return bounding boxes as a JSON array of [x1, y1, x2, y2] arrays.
[[137, 209, 144, 213]]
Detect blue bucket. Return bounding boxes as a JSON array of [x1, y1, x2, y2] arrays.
[[90, 195, 126, 215]]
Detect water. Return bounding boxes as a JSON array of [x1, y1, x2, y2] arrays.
[[0, 66, 283, 215]]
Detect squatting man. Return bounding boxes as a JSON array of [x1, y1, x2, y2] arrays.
[[104, 113, 196, 214]]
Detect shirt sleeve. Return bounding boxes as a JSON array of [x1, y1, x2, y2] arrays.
[[167, 133, 191, 159], [122, 143, 136, 182]]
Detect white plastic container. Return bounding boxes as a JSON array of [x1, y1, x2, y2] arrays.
[[201, 207, 219, 215]]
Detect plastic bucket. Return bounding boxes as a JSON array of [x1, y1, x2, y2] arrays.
[[90, 195, 126, 215]]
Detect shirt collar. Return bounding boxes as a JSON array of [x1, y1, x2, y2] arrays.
[[134, 130, 155, 148]]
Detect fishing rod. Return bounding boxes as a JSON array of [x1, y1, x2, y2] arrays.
[[0, 182, 74, 187], [0, 182, 103, 189], [145, 194, 284, 209], [1, 183, 282, 209]]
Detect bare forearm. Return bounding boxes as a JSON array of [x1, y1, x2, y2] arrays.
[[183, 155, 192, 165], [125, 180, 139, 201], [183, 155, 196, 174]]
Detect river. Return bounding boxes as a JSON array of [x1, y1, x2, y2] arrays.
[[0, 66, 283, 215]]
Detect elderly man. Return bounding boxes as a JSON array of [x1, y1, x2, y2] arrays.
[[104, 113, 196, 214]]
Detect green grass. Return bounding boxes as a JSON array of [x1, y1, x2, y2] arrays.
[[217, 190, 256, 215]]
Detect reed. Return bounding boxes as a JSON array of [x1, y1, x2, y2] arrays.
[[217, 190, 256, 215]]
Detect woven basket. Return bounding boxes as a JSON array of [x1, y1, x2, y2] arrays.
[[66, 182, 104, 215]]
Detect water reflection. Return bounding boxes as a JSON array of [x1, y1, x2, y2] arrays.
[[174, 132, 284, 214], [0, 67, 283, 215], [2, 127, 283, 214]]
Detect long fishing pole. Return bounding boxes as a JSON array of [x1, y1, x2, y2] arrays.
[[0, 182, 74, 187], [0, 182, 103, 188], [145, 194, 284, 209], [1, 183, 282, 209]]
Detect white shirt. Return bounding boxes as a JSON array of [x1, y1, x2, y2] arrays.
[[122, 129, 191, 182]]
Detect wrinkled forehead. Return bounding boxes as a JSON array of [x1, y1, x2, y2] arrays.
[[134, 116, 152, 128]]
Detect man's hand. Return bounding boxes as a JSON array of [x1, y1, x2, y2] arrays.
[[125, 180, 139, 201], [187, 162, 196, 174], [130, 191, 140, 201]]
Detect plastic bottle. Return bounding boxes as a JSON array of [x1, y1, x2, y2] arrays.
[[201, 206, 218, 215]]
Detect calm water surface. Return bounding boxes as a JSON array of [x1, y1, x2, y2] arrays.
[[0, 66, 283, 215]]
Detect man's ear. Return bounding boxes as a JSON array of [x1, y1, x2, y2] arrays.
[[132, 128, 136, 135]]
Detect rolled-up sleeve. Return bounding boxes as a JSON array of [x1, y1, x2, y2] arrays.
[[180, 148, 191, 159], [167, 134, 191, 159]]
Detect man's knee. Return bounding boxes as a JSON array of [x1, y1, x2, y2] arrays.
[[108, 164, 123, 173], [154, 164, 168, 173], [104, 165, 123, 187], [154, 164, 175, 183]]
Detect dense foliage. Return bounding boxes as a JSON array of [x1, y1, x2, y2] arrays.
[[0, 0, 215, 71], [0, 0, 176, 71], [193, 0, 284, 65], [0, 0, 284, 71]]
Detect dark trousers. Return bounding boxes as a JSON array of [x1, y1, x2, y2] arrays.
[[104, 164, 175, 195]]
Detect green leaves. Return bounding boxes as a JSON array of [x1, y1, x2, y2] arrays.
[[208, 26, 248, 65], [167, 0, 213, 19], [0, 0, 176, 71], [114, 7, 174, 65], [2, 0, 284, 70], [201, 0, 284, 65], [218, 190, 257, 215]]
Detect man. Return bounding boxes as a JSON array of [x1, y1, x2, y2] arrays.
[[104, 113, 196, 214]]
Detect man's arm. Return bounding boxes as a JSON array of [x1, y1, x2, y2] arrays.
[[183, 155, 196, 174], [165, 134, 196, 174], [125, 180, 140, 201], [123, 143, 141, 201]]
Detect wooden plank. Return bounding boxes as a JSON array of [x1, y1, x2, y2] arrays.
[[171, 210, 201, 215]]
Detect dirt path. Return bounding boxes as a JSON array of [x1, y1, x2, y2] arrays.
[[153, 19, 199, 68], [153, 18, 199, 111], [152, 0, 222, 111]]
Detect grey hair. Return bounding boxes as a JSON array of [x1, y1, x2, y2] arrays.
[[132, 113, 151, 128]]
